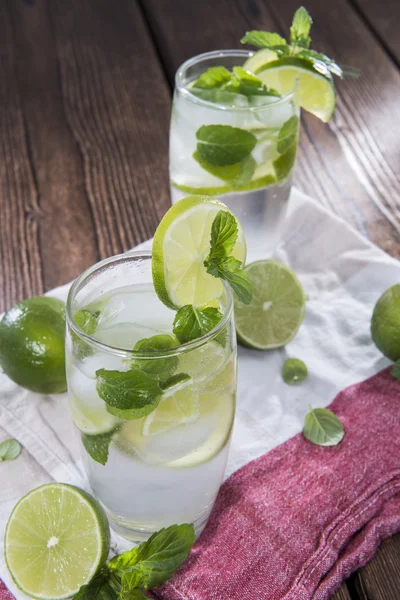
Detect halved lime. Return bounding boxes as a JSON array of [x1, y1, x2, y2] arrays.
[[152, 196, 246, 309], [243, 48, 278, 73], [70, 393, 120, 435], [257, 57, 336, 122], [142, 378, 199, 436], [235, 260, 306, 349], [4, 483, 110, 600]]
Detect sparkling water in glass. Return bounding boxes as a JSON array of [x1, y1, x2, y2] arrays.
[[66, 252, 237, 541], [170, 50, 299, 262]]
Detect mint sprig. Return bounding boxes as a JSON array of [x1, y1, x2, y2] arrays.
[[241, 6, 343, 78], [173, 305, 223, 344], [192, 65, 279, 99], [204, 211, 252, 305], [73, 524, 195, 598]]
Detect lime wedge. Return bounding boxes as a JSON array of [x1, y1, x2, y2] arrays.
[[235, 260, 306, 349], [142, 378, 199, 436], [152, 195, 246, 309], [243, 48, 278, 73], [257, 57, 336, 122], [4, 483, 110, 600], [70, 393, 120, 435]]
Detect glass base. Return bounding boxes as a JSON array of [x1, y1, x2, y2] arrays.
[[108, 509, 212, 543]]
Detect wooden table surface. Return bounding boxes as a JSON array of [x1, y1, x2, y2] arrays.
[[1, 0, 399, 598]]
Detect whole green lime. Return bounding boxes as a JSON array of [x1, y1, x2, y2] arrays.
[[0, 296, 66, 393], [371, 284, 400, 361]]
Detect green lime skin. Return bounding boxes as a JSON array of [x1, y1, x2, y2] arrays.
[[371, 284, 400, 361], [0, 296, 67, 394]]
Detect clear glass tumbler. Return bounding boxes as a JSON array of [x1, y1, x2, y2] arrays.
[[169, 49, 299, 262], [66, 252, 237, 541]]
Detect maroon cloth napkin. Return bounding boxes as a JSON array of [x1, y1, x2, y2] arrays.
[[0, 582, 13, 600], [2, 369, 400, 600], [150, 368, 400, 600]]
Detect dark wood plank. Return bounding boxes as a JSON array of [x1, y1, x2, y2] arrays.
[[0, 0, 171, 312], [141, 0, 400, 259], [354, 0, 400, 64], [350, 535, 400, 599]]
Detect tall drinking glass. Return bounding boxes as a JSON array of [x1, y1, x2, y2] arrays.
[[66, 252, 237, 541], [170, 50, 299, 261]]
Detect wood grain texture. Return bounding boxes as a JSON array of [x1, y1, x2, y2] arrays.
[[354, 0, 400, 64], [350, 535, 400, 599], [141, 0, 400, 259]]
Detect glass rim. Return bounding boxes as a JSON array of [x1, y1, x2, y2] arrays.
[[66, 251, 234, 359], [175, 49, 298, 112]]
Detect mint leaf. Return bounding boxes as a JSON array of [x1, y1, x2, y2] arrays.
[[231, 67, 280, 97], [0, 439, 21, 462], [193, 151, 256, 187], [303, 406, 345, 446], [72, 569, 117, 599], [108, 524, 195, 590], [209, 210, 238, 260], [173, 305, 223, 344], [196, 125, 257, 166], [72, 309, 100, 359], [391, 360, 400, 380], [207, 256, 252, 305], [241, 31, 289, 56], [96, 369, 161, 416], [120, 588, 148, 600], [132, 335, 178, 379], [290, 6, 312, 49], [282, 358, 308, 385], [81, 431, 114, 466], [297, 49, 343, 77], [192, 66, 232, 89], [277, 116, 299, 154], [190, 87, 245, 106]]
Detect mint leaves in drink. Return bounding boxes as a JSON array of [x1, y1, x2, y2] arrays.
[[204, 211, 252, 304], [132, 334, 178, 379], [96, 368, 162, 416], [303, 406, 345, 446], [196, 125, 257, 166], [192, 65, 279, 99], [0, 439, 21, 462], [82, 431, 114, 466], [241, 6, 343, 78], [173, 305, 223, 344], [277, 116, 299, 154], [73, 524, 195, 599]]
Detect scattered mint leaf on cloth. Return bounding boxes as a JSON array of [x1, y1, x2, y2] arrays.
[[108, 524, 195, 590], [196, 125, 257, 166], [132, 334, 178, 379], [290, 6, 312, 49], [277, 116, 299, 154], [303, 406, 345, 446], [0, 439, 21, 462], [240, 31, 289, 56], [390, 360, 400, 380], [96, 368, 161, 416], [81, 431, 114, 466], [204, 211, 252, 304], [282, 358, 308, 385], [173, 305, 223, 343]]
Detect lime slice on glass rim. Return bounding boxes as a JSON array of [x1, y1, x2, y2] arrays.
[[243, 48, 278, 73], [256, 57, 336, 122], [4, 483, 110, 600], [152, 195, 246, 309], [235, 259, 306, 350]]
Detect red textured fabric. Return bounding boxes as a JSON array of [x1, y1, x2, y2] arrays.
[[1, 369, 400, 600], [149, 368, 400, 600], [0, 581, 14, 600]]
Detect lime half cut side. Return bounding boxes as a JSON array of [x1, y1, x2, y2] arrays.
[[152, 196, 246, 309], [257, 57, 336, 122], [4, 483, 110, 600], [235, 260, 306, 350]]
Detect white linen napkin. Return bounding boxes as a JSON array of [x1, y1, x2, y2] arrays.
[[0, 189, 397, 599]]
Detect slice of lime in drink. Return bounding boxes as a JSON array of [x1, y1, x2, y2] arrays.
[[177, 341, 227, 383], [243, 48, 278, 73], [235, 260, 306, 349], [152, 196, 246, 309], [70, 393, 120, 435], [257, 57, 336, 122], [4, 483, 110, 600]]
